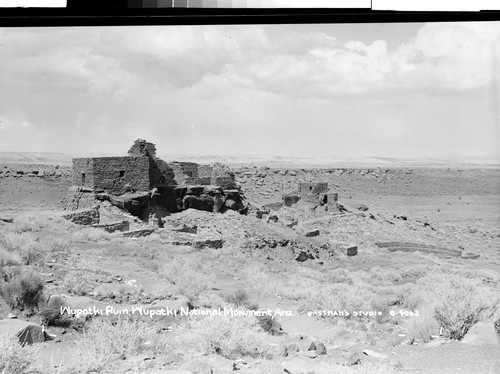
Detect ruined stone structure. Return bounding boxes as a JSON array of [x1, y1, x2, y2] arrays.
[[73, 139, 236, 195], [282, 182, 338, 211], [69, 140, 247, 225]]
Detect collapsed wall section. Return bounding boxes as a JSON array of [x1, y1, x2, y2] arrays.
[[128, 139, 157, 158]]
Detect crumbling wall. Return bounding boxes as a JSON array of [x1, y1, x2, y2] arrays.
[[299, 182, 329, 196], [153, 159, 177, 187], [72, 140, 238, 203], [197, 164, 214, 185], [128, 139, 156, 158], [73, 158, 94, 188], [91, 157, 150, 194], [211, 163, 236, 189]]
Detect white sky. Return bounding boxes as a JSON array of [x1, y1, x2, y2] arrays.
[[0, 22, 499, 161]]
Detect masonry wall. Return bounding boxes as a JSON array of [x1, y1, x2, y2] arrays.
[[197, 164, 214, 185], [299, 182, 329, 196], [91, 157, 150, 194], [210, 163, 236, 189], [73, 158, 95, 187]]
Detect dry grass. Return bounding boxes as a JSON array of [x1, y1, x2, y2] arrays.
[[159, 257, 216, 299], [0, 335, 39, 374], [167, 312, 270, 359], [71, 228, 110, 242], [70, 317, 163, 372], [0, 270, 45, 313], [0, 232, 50, 265], [0, 246, 22, 266], [415, 272, 500, 340], [405, 308, 440, 342], [11, 214, 40, 233]]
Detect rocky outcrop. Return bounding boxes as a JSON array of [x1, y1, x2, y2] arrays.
[[0, 319, 47, 346]]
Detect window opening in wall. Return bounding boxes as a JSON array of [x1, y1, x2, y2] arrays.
[[119, 170, 125, 177], [81, 173, 86, 185]]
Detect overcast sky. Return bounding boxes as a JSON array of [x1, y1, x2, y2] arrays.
[[0, 22, 499, 161]]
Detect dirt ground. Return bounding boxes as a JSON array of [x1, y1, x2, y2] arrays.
[[0, 163, 499, 374]]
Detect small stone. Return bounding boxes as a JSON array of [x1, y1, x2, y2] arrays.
[[362, 349, 388, 359], [295, 252, 314, 262], [345, 244, 358, 256], [308, 340, 327, 355]]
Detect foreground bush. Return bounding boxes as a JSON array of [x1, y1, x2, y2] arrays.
[[75, 317, 162, 372], [0, 246, 22, 266], [38, 295, 72, 327], [418, 273, 500, 340], [406, 308, 440, 342], [160, 258, 215, 299], [71, 228, 110, 242], [0, 232, 49, 265], [224, 288, 258, 310], [0, 270, 45, 313], [170, 313, 268, 359], [0, 335, 38, 374]]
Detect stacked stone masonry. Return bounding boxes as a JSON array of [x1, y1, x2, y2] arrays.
[[72, 139, 236, 195]]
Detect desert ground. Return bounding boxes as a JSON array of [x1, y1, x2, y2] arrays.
[[0, 161, 499, 374]]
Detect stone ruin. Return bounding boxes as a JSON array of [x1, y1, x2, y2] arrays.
[[281, 182, 338, 212], [64, 139, 248, 229]]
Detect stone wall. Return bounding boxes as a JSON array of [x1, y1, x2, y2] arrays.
[[73, 158, 95, 187], [197, 164, 214, 185], [210, 163, 236, 189], [85, 156, 150, 194], [299, 182, 329, 196], [72, 140, 237, 195], [127, 139, 157, 158]]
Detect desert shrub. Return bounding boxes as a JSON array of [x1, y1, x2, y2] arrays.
[[76, 317, 161, 372], [397, 285, 426, 310], [196, 291, 230, 309], [0, 270, 45, 313], [368, 267, 403, 285], [304, 283, 373, 315], [0, 246, 22, 266], [71, 228, 110, 242], [241, 263, 316, 301], [370, 298, 392, 324], [257, 315, 283, 335], [406, 308, 440, 342], [39, 235, 70, 252], [12, 214, 39, 233], [0, 232, 49, 265], [0, 335, 39, 374], [418, 273, 500, 340], [327, 268, 354, 285], [224, 288, 258, 310], [160, 257, 215, 299], [38, 295, 71, 327], [170, 313, 267, 359]]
